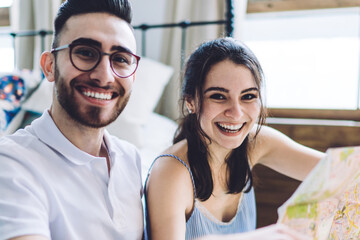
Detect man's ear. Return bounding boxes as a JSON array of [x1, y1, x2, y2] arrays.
[[40, 51, 55, 82]]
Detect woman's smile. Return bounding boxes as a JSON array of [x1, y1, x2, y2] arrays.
[[215, 122, 245, 134]]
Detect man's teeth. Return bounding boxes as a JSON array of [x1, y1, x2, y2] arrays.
[[83, 91, 112, 100], [217, 123, 243, 132]]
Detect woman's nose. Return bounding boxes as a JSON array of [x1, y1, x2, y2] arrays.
[[224, 101, 243, 119]]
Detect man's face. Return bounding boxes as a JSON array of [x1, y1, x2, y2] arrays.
[[52, 12, 137, 128]]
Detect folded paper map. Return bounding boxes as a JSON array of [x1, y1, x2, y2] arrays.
[[278, 146, 360, 240]]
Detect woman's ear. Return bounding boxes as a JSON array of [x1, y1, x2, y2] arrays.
[[185, 97, 196, 114], [40, 51, 55, 82]]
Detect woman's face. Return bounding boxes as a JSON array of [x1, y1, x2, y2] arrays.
[[191, 59, 261, 154]]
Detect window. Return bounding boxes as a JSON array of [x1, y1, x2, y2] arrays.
[[242, 7, 360, 110], [0, 0, 12, 8], [0, 0, 13, 72], [236, 0, 360, 120]]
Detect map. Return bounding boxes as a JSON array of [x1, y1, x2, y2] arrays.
[[277, 146, 360, 240]]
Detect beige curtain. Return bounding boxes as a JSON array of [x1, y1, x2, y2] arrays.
[[10, 0, 62, 71], [156, 0, 248, 121]]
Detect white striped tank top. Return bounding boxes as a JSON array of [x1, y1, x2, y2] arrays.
[[144, 154, 256, 240]]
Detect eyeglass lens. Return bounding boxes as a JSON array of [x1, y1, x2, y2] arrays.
[[71, 45, 138, 77]]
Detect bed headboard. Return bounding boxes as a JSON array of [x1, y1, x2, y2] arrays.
[[1, 0, 234, 63]]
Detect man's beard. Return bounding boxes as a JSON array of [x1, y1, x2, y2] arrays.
[[54, 65, 130, 128]]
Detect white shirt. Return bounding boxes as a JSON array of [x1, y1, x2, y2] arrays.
[[0, 111, 144, 240]]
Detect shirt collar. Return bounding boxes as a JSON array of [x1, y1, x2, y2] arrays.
[[32, 110, 109, 165], [102, 128, 122, 159]]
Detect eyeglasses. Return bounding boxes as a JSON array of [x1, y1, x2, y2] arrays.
[[51, 43, 141, 78]]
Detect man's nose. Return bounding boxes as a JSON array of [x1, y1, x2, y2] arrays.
[[89, 54, 115, 84]]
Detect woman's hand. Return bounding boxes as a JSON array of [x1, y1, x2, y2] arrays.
[[198, 224, 312, 240]]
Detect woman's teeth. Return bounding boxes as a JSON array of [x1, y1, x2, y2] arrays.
[[217, 123, 244, 133], [82, 91, 112, 100]]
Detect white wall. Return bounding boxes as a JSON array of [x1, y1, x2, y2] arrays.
[[131, 0, 168, 61]]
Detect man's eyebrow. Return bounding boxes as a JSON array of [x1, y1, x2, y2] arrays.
[[204, 86, 259, 94], [71, 38, 102, 47], [111, 45, 134, 54], [71, 38, 134, 54]]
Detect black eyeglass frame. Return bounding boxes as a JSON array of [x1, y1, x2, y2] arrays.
[[51, 43, 141, 78]]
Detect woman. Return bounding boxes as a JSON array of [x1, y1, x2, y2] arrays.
[[144, 38, 324, 240]]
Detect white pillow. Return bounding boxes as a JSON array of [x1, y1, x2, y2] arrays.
[[22, 79, 53, 112], [107, 57, 174, 148], [119, 57, 173, 124]]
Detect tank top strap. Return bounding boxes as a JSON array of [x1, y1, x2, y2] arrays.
[[145, 154, 197, 199]]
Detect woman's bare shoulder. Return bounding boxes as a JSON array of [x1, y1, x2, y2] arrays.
[[247, 125, 287, 166], [151, 139, 188, 169], [146, 139, 194, 215]]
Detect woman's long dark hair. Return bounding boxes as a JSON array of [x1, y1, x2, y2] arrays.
[[174, 37, 266, 201]]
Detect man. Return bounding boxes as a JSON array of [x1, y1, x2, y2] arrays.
[[0, 0, 143, 239]]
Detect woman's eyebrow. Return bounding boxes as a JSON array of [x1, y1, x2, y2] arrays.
[[241, 87, 259, 94], [204, 87, 229, 94], [204, 87, 259, 94]]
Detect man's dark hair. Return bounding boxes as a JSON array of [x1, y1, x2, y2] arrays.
[[52, 0, 133, 48]]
